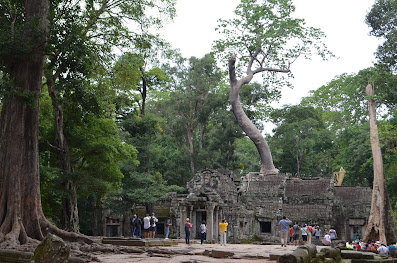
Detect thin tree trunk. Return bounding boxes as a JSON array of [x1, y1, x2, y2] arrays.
[[47, 79, 80, 233], [363, 83, 396, 244], [228, 55, 278, 175], [186, 124, 195, 175]]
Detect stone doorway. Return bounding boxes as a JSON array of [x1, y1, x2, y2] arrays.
[[195, 210, 207, 239]]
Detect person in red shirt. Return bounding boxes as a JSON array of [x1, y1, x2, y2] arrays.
[[289, 226, 294, 245]]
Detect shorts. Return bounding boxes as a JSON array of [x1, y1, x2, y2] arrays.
[[144, 227, 150, 233], [302, 235, 308, 241], [293, 234, 300, 240], [150, 226, 156, 232]]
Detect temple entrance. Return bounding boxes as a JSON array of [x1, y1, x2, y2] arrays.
[[195, 210, 207, 239]]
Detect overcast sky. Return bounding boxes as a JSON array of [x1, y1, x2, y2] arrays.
[[160, 0, 381, 108]]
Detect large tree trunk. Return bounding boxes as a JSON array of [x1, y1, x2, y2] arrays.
[[363, 83, 396, 244], [0, 0, 90, 246], [228, 55, 278, 175]]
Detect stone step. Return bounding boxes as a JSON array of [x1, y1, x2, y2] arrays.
[[102, 237, 178, 247]]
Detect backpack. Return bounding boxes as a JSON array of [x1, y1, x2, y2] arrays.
[[150, 217, 155, 226], [390, 246, 396, 257], [185, 223, 191, 232]]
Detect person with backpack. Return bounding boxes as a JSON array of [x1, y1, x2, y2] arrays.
[[388, 242, 397, 258], [200, 220, 207, 245], [292, 222, 301, 246], [135, 215, 142, 239], [130, 214, 137, 238], [149, 213, 158, 238], [185, 218, 192, 244]]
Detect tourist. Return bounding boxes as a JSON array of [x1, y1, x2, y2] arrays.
[[378, 244, 389, 256], [323, 232, 331, 246], [292, 222, 301, 246], [346, 241, 353, 249], [355, 241, 361, 250], [143, 214, 151, 239], [185, 218, 192, 244], [150, 213, 158, 238], [200, 220, 207, 245], [301, 224, 308, 245], [165, 217, 172, 239], [130, 214, 137, 238], [314, 226, 321, 245], [219, 219, 228, 246], [289, 225, 294, 245], [135, 215, 142, 239], [278, 216, 292, 247], [388, 242, 397, 257], [329, 226, 337, 241], [307, 224, 314, 244]]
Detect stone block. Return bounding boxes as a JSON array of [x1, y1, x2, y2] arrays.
[[320, 247, 340, 259], [32, 234, 70, 263], [0, 249, 33, 263], [269, 254, 280, 260], [211, 250, 234, 258], [341, 251, 375, 259]]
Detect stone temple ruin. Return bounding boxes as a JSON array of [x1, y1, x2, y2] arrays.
[[111, 169, 372, 243]]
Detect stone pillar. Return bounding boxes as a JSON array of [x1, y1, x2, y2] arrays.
[[179, 206, 186, 239], [206, 204, 214, 241], [215, 206, 219, 242], [190, 205, 195, 238]]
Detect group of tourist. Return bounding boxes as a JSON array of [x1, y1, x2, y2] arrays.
[[130, 213, 160, 239], [184, 218, 228, 246], [278, 216, 337, 246], [345, 240, 397, 257], [278, 216, 397, 258]]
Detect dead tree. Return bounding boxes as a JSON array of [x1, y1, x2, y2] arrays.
[[363, 83, 396, 244]]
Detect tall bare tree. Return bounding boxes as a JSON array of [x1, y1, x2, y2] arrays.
[[363, 83, 396, 244], [214, 0, 331, 174]]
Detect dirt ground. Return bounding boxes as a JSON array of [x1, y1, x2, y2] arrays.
[[88, 240, 319, 263]]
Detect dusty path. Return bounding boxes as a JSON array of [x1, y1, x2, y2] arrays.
[[90, 240, 324, 263]]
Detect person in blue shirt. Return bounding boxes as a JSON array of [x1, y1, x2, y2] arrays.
[[278, 216, 292, 247]]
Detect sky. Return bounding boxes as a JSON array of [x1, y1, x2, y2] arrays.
[[160, 0, 382, 108]]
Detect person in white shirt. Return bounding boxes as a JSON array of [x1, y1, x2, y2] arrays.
[[143, 214, 150, 239], [323, 232, 331, 246], [378, 244, 389, 256]]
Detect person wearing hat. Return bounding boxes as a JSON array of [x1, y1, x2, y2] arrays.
[[185, 218, 192, 244]]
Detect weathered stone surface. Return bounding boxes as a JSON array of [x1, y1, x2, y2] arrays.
[[269, 254, 280, 260], [67, 257, 86, 263], [0, 249, 33, 262], [341, 250, 375, 259], [211, 250, 234, 258], [278, 247, 310, 263], [298, 244, 317, 258], [320, 247, 340, 259], [32, 234, 70, 263]]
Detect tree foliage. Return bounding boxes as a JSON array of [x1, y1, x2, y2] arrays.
[[366, 0, 397, 72]]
